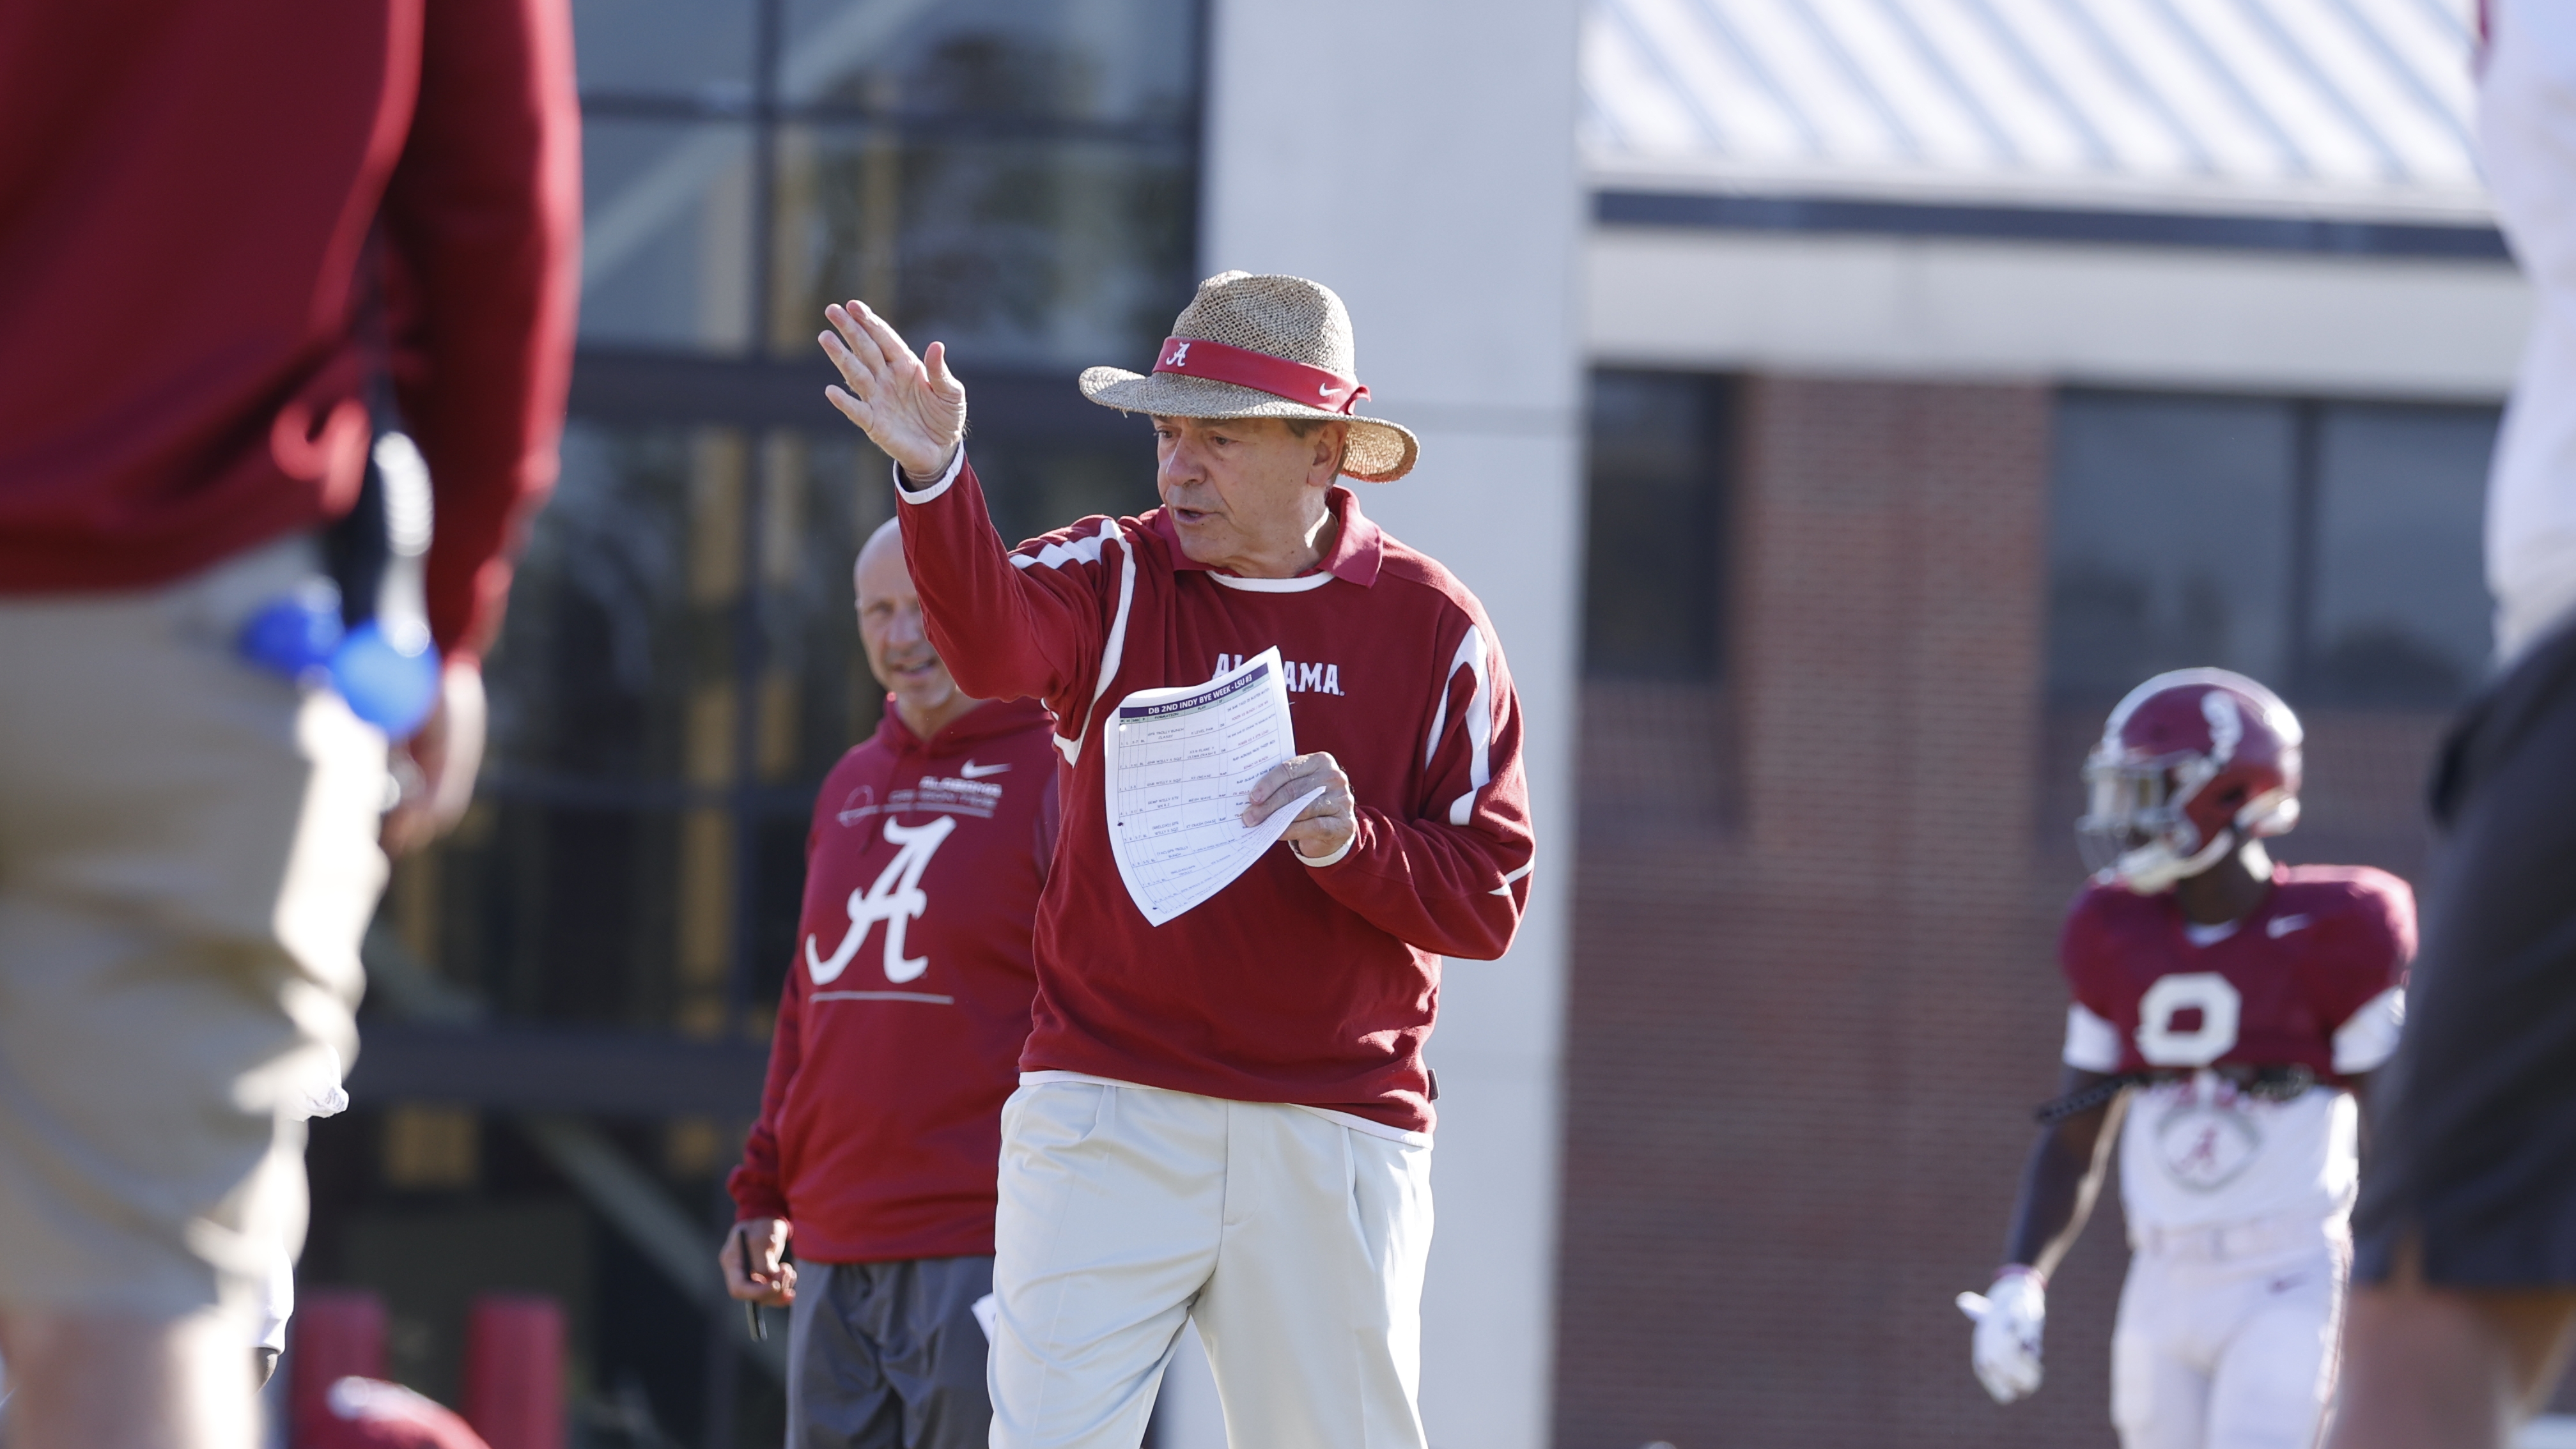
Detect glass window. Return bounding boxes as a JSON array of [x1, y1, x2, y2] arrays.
[[2311, 403, 2498, 706], [2047, 392, 2299, 699], [575, 2, 1203, 365], [1582, 371, 1730, 681], [570, 0, 755, 101], [485, 422, 720, 787], [2046, 390, 2502, 708], [781, 0, 1200, 122], [460, 421, 888, 1032], [772, 127, 1195, 366], [578, 121, 756, 351]]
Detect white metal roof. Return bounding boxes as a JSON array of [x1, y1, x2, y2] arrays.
[[1583, 0, 2490, 222]]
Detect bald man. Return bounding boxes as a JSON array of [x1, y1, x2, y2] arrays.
[[720, 521, 1060, 1448]]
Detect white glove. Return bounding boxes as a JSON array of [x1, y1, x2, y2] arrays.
[[1955, 1266, 2045, 1404]]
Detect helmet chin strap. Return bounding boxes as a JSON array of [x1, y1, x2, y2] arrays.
[[2117, 826, 2239, 895]]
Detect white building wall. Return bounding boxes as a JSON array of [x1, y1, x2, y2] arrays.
[[1592, 227, 2533, 399], [1165, 3, 1587, 1447]]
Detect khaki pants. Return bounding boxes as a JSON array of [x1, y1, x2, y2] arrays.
[[0, 538, 385, 1322], [988, 1078, 1434, 1449]]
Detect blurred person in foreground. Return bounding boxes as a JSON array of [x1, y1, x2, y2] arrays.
[[722, 520, 1060, 1448], [2328, 3, 2576, 1444], [1961, 670, 2413, 1449], [818, 272, 1536, 1448], [0, 2, 578, 1446]]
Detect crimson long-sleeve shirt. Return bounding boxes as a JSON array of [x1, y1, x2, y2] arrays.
[[897, 451, 1535, 1135], [0, 0, 580, 662], [729, 698, 1060, 1261]]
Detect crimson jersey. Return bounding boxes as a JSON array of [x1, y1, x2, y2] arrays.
[[728, 697, 1060, 1262], [2061, 865, 2415, 1083], [897, 452, 1534, 1135], [2061, 865, 2414, 1232]]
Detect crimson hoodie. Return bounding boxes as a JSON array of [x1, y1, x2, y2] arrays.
[[0, 0, 580, 662], [729, 696, 1059, 1262], [896, 451, 1536, 1135]]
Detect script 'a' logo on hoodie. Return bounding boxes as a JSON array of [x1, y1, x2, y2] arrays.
[[807, 816, 956, 985]]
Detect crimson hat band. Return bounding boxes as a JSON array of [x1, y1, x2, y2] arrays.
[[1151, 336, 1371, 415]]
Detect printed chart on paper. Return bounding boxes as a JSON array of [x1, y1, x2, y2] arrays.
[[1105, 646, 1324, 927]]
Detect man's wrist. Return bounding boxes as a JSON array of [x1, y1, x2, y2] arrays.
[[1294, 832, 1355, 868], [898, 442, 964, 494]]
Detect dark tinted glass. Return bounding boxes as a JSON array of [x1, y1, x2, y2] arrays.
[[486, 422, 729, 786], [471, 421, 888, 1030], [781, 0, 1200, 121], [772, 127, 1195, 366], [952, 430, 1161, 546], [1582, 371, 1729, 681], [578, 121, 756, 351], [2047, 392, 2298, 699], [2309, 402, 2499, 706]]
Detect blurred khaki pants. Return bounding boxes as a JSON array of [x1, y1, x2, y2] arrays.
[[0, 537, 384, 1323]]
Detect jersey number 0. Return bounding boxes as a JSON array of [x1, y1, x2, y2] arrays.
[[2135, 972, 2245, 1067]]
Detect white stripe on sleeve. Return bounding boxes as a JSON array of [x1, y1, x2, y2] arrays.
[[2063, 1003, 2123, 1073], [2332, 986, 2405, 1074], [1055, 518, 1135, 767], [1444, 626, 1491, 827], [1014, 531, 1110, 571]]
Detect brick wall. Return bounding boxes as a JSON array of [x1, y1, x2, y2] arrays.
[[1553, 375, 2127, 1449], [1552, 372, 2479, 1447]]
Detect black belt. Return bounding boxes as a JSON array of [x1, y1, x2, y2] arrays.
[[2035, 1063, 2320, 1125]]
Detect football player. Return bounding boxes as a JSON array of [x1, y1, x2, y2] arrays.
[[1960, 669, 2414, 1449]]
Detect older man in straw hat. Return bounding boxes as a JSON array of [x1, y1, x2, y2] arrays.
[[816, 272, 1535, 1448]]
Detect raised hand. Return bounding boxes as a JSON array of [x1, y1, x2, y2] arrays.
[[819, 301, 966, 483]]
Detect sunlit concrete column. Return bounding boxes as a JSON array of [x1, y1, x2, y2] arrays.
[[1180, 5, 1587, 1447]]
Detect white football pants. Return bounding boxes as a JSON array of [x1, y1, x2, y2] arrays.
[[2110, 1234, 2345, 1449], [987, 1078, 1434, 1449]]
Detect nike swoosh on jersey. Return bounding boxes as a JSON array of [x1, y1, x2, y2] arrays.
[[2267, 913, 2312, 938], [957, 760, 1011, 779]]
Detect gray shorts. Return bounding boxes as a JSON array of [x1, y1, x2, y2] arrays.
[[786, 1255, 995, 1449]]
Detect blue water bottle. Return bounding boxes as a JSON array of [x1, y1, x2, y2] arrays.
[[237, 430, 442, 736]]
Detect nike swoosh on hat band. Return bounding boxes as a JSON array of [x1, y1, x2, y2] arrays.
[[1152, 336, 1370, 415]]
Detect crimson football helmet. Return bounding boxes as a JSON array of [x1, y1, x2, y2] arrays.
[[2078, 668, 2302, 894]]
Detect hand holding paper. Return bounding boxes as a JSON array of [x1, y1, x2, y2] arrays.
[[1243, 751, 1356, 860], [1105, 647, 1325, 926]]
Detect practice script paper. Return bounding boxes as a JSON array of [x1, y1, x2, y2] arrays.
[[1105, 646, 1326, 927]]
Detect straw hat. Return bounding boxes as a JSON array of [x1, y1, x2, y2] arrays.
[[1078, 272, 1420, 483]]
